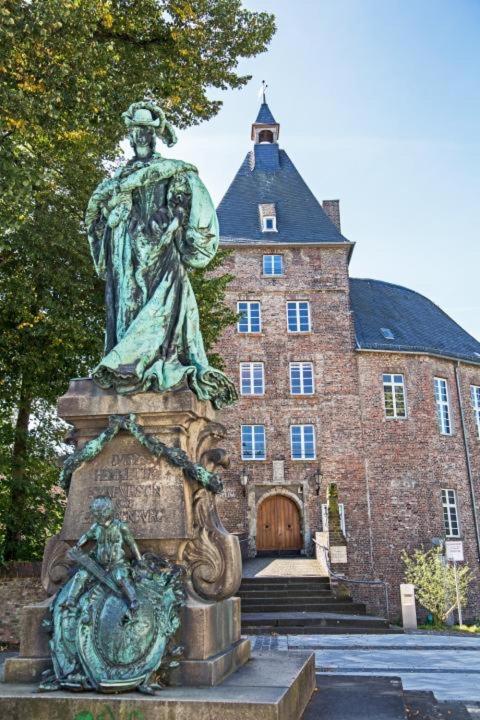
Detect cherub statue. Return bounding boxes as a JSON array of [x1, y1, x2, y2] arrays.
[[40, 495, 184, 694], [64, 496, 142, 612]]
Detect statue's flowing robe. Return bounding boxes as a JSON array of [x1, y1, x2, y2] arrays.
[[85, 154, 236, 408]]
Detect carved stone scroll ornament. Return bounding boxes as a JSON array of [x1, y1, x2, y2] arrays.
[[41, 535, 75, 595], [182, 488, 242, 601]]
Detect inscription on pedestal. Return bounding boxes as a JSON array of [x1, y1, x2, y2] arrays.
[[61, 436, 191, 541]]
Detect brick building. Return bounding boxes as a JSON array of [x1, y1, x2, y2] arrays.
[[213, 100, 480, 619]]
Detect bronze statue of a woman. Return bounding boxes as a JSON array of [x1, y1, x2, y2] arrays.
[[85, 100, 236, 408]]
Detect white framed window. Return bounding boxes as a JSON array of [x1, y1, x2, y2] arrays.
[[240, 362, 264, 396], [434, 377, 452, 435], [290, 424, 316, 460], [263, 254, 283, 276], [262, 216, 277, 232], [237, 301, 261, 333], [471, 385, 480, 438], [287, 301, 311, 333], [290, 362, 314, 395], [321, 503, 346, 535], [382, 373, 407, 418], [442, 489, 460, 537], [241, 425, 266, 460]]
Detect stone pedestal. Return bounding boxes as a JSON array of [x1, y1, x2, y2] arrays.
[[6, 378, 248, 687], [1, 651, 316, 720]]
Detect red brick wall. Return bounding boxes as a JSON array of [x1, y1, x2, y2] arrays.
[[214, 242, 480, 620], [0, 564, 46, 646], [356, 353, 480, 618]]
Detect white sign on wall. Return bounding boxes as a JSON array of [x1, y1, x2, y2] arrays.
[[330, 545, 348, 564], [445, 540, 464, 562]]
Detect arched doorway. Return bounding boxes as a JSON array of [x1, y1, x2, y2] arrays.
[[256, 494, 302, 553]]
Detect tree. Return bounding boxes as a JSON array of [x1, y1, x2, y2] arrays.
[[402, 547, 473, 625], [0, 0, 275, 561]]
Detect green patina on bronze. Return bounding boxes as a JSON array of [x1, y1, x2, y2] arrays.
[[59, 413, 222, 495], [41, 496, 184, 695], [85, 99, 237, 408]]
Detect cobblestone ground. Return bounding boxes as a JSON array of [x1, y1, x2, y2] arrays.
[[247, 632, 480, 703], [242, 558, 325, 577]]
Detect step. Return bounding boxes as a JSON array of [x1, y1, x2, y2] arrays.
[[241, 602, 367, 614], [245, 625, 402, 635], [239, 591, 335, 600], [240, 583, 333, 593], [240, 594, 341, 604], [242, 611, 387, 627], [302, 674, 406, 719], [241, 576, 330, 585]]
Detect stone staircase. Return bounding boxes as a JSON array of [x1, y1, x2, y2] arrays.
[[239, 575, 399, 634]]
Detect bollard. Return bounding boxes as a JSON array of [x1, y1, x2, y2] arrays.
[[400, 583, 417, 630]]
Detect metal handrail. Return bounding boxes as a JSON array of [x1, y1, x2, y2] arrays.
[[313, 539, 390, 619]]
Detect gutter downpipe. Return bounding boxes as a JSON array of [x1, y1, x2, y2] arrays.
[[455, 361, 480, 561]]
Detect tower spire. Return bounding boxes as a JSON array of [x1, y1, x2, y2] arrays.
[[251, 90, 279, 144]]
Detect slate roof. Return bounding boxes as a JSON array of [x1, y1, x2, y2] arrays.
[[350, 278, 480, 365], [217, 144, 349, 245], [255, 102, 277, 124]]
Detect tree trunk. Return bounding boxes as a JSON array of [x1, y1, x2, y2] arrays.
[[3, 385, 32, 561]]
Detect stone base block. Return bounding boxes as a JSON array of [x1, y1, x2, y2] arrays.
[[19, 599, 51, 658], [3, 658, 51, 684], [171, 638, 251, 686], [182, 595, 241, 660], [0, 651, 315, 720]]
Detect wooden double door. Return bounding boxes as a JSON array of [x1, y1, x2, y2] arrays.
[[256, 495, 302, 552]]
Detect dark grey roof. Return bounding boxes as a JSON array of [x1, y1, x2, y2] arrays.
[[255, 102, 277, 124], [217, 145, 349, 245], [350, 278, 480, 364]]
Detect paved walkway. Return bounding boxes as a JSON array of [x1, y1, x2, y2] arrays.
[[250, 632, 480, 703], [242, 557, 325, 577]]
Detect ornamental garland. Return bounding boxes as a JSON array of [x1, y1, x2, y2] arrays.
[[59, 413, 222, 495]]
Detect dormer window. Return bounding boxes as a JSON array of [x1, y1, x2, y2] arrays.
[[259, 203, 277, 232]]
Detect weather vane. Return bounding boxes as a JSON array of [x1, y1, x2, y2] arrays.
[[259, 79, 268, 103]]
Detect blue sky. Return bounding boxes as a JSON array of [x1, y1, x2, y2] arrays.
[[165, 0, 480, 339]]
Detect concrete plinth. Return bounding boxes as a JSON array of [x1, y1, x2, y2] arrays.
[[0, 652, 315, 720]]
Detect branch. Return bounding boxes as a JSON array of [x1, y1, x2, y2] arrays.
[[93, 29, 169, 47]]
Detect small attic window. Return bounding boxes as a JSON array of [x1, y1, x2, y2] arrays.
[[258, 129, 274, 144], [258, 203, 277, 232], [380, 327, 395, 340], [263, 216, 276, 231]]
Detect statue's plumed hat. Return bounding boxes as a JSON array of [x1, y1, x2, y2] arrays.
[[122, 99, 177, 148]]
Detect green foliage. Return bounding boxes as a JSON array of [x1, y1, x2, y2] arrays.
[[0, 402, 67, 562], [190, 249, 237, 369], [402, 547, 473, 624], [0, 0, 275, 560]]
